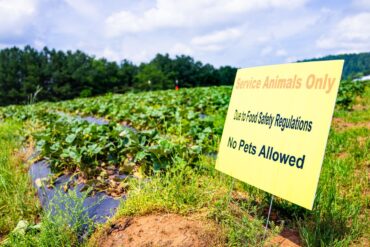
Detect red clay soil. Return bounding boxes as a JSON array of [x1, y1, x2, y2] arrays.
[[268, 228, 302, 247], [92, 214, 224, 247]]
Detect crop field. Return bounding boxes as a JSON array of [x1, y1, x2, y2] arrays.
[[0, 81, 369, 246]]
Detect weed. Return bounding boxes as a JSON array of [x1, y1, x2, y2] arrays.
[[0, 121, 40, 236], [3, 189, 97, 247]]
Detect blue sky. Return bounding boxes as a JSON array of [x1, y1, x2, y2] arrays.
[[0, 0, 369, 67]]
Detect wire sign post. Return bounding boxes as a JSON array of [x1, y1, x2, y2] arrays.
[[216, 61, 344, 232]]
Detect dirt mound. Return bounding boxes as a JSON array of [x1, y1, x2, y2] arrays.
[[92, 214, 224, 247]]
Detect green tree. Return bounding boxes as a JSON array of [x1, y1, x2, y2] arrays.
[[217, 66, 237, 85], [117, 59, 138, 91], [135, 63, 172, 90]]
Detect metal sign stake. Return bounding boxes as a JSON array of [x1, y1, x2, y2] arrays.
[[263, 194, 274, 240]]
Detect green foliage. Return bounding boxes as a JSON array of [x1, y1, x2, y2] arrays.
[[300, 52, 370, 80], [135, 63, 172, 90], [49, 87, 231, 153], [336, 79, 368, 109], [0, 121, 40, 235], [3, 189, 97, 247], [334, 85, 370, 123], [0, 46, 237, 106], [79, 88, 93, 98], [33, 112, 202, 179]]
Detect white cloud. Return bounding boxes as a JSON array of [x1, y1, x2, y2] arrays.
[[105, 11, 146, 36], [261, 47, 288, 58], [316, 12, 370, 52], [0, 0, 38, 36], [191, 28, 241, 46], [129, 50, 152, 63], [187, 27, 242, 53], [170, 43, 193, 55], [104, 0, 308, 37], [269, 16, 319, 40], [64, 0, 99, 18], [101, 47, 120, 61], [275, 49, 287, 56], [197, 44, 224, 52], [261, 46, 273, 56]]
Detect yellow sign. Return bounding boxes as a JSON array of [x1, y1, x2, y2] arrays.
[[216, 60, 344, 209]]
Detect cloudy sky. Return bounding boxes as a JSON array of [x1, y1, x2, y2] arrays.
[[0, 0, 369, 67]]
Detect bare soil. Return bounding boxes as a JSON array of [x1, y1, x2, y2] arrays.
[[337, 152, 349, 159], [268, 228, 302, 247], [332, 118, 370, 132], [91, 214, 224, 247]]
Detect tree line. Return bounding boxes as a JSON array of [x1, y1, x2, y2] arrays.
[[1, 46, 369, 106], [0, 46, 237, 106], [299, 52, 370, 80]]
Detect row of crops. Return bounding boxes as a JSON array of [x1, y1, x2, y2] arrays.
[[0, 87, 232, 194]]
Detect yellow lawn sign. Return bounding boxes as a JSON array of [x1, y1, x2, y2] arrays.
[[216, 60, 344, 209]]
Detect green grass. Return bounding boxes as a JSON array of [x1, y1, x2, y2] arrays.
[[117, 156, 226, 215], [0, 121, 39, 236], [3, 189, 96, 247], [0, 121, 94, 247], [298, 126, 369, 246]]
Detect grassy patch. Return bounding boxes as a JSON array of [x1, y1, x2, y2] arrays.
[[2, 189, 96, 247], [0, 121, 40, 236], [298, 97, 369, 246], [118, 158, 225, 215], [109, 157, 280, 246], [298, 127, 369, 246], [0, 121, 95, 247]]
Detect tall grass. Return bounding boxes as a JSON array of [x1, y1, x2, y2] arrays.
[[0, 120, 98, 246], [3, 189, 97, 247], [0, 121, 40, 236], [298, 127, 369, 246]]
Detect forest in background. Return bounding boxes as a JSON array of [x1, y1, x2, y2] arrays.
[[300, 52, 370, 79], [0, 45, 369, 106], [0, 46, 236, 106]]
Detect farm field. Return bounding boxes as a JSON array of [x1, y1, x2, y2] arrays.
[[0, 82, 369, 246]]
